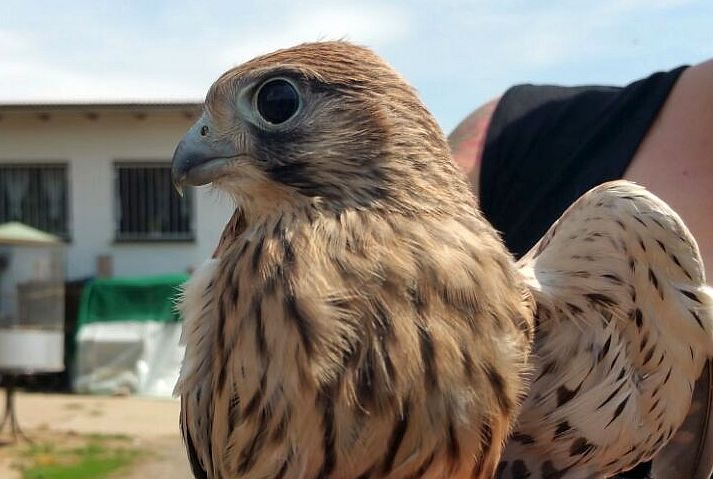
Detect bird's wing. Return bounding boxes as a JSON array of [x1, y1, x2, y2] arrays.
[[497, 180, 713, 478], [176, 209, 245, 479], [181, 400, 209, 479], [176, 257, 219, 479]]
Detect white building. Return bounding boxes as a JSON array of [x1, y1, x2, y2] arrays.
[[0, 102, 234, 280]]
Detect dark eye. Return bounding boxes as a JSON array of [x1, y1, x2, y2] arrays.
[[256, 78, 300, 125]]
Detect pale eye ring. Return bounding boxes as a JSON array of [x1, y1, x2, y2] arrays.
[[255, 78, 300, 125]]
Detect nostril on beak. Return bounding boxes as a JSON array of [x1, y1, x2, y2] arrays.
[[200, 125, 209, 136]]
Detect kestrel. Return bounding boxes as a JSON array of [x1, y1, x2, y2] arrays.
[[172, 41, 534, 479]]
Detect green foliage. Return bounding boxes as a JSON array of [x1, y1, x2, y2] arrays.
[[19, 434, 140, 479]]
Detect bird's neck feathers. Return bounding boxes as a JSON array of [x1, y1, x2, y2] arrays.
[[220, 149, 478, 232], [374, 91, 478, 218], [231, 183, 311, 226]]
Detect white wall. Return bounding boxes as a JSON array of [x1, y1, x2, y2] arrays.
[[0, 109, 234, 279]]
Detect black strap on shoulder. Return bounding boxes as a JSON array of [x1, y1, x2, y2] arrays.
[[479, 66, 687, 258]]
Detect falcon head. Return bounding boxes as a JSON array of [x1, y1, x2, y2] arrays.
[[171, 41, 473, 216]]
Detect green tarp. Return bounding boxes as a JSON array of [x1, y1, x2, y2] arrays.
[[77, 274, 189, 326]]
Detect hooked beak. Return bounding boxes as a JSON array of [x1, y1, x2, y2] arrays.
[[171, 113, 239, 193]]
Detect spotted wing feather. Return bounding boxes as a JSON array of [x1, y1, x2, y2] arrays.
[[497, 180, 713, 478]]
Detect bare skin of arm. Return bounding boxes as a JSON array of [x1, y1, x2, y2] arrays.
[[448, 59, 713, 273], [447, 97, 499, 195], [625, 59, 713, 276]]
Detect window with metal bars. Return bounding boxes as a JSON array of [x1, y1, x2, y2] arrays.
[[114, 162, 193, 241], [0, 164, 70, 238]]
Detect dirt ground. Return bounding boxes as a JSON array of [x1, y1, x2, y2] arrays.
[[0, 392, 193, 479]]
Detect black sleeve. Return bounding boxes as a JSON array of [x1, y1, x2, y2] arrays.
[[479, 66, 687, 259]]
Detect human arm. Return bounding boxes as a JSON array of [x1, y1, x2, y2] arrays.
[[447, 97, 500, 197]]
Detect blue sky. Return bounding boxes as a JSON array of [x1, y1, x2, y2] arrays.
[[1, 0, 711, 132]]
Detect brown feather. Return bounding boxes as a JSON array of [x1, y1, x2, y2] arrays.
[[176, 41, 534, 479]]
